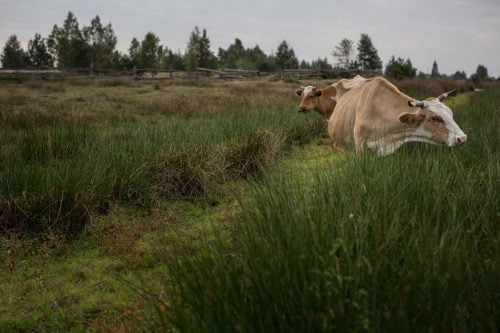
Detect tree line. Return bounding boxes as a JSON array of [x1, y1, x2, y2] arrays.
[[0, 11, 494, 81]]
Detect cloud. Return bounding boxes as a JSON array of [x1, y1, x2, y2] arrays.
[[1, 0, 499, 76]]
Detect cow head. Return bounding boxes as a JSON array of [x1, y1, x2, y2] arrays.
[[295, 85, 324, 113], [399, 89, 467, 147]]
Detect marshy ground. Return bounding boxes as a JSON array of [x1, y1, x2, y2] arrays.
[[0, 77, 498, 332]]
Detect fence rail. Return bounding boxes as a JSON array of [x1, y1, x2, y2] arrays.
[[0, 66, 382, 82]]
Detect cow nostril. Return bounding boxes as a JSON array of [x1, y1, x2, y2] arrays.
[[457, 136, 466, 145]]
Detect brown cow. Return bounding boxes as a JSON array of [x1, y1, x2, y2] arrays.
[[295, 75, 368, 119], [328, 76, 467, 155], [295, 85, 337, 119]]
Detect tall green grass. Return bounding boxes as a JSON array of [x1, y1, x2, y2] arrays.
[[152, 90, 499, 332], [0, 99, 324, 237]]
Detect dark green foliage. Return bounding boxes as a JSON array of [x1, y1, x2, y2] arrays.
[[275, 40, 299, 70], [83, 15, 118, 70], [47, 12, 90, 68], [218, 38, 245, 69], [385, 56, 417, 79], [1, 35, 29, 68], [27, 33, 53, 67], [452, 70, 467, 80], [217, 40, 276, 71], [139, 32, 163, 69], [357, 33, 382, 70], [311, 58, 332, 70], [163, 48, 186, 70], [185, 26, 218, 70], [471, 64, 489, 83], [431, 60, 440, 78], [127, 37, 141, 69]]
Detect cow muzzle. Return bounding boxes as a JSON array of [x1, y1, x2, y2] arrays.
[[297, 107, 308, 113], [456, 134, 467, 145]]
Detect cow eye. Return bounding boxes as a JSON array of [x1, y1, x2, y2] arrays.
[[431, 116, 444, 123]]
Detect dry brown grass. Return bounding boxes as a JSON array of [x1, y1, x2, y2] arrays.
[[0, 79, 299, 129], [390, 78, 475, 97]]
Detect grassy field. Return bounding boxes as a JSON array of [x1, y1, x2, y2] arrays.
[[0, 77, 498, 332]]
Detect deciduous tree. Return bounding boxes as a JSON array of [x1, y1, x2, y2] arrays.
[[333, 38, 355, 69], [27, 33, 53, 67], [139, 32, 163, 69], [83, 15, 118, 69], [47, 12, 90, 68]]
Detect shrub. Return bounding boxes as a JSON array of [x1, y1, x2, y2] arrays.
[[141, 146, 221, 203], [0, 190, 91, 239], [224, 129, 285, 179]]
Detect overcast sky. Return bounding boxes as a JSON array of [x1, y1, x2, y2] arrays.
[[1, 0, 499, 77]]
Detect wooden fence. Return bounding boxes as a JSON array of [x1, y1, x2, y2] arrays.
[[0, 66, 381, 82]]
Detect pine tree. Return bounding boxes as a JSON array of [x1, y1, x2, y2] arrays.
[[431, 60, 440, 78], [356, 34, 382, 71], [385, 56, 417, 79], [332, 38, 355, 69], [185, 26, 217, 70], [275, 40, 298, 70], [475, 64, 488, 80], [1, 35, 29, 68], [27, 33, 53, 67]]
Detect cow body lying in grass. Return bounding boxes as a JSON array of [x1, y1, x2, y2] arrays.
[[328, 76, 467, 155]]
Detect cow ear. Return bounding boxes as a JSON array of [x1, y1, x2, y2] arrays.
[[399, 111, 425, 126], [295, 89, 303, 96], [315, 90, 323, 97]]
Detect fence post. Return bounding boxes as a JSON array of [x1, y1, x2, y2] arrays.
[[133, 66, 138, 80], [90, 62, 94, 78]]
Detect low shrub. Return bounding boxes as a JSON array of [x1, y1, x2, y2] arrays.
[[0, 190, 91, 239], [142, 146, 221, 203], [224, 129, 285, 179]]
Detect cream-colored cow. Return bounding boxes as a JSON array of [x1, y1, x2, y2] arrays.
[[328, 76, 467, 155]]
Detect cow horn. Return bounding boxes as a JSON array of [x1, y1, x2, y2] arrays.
[[437, 89, 457, 101], [408, 100, 425, 107]]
